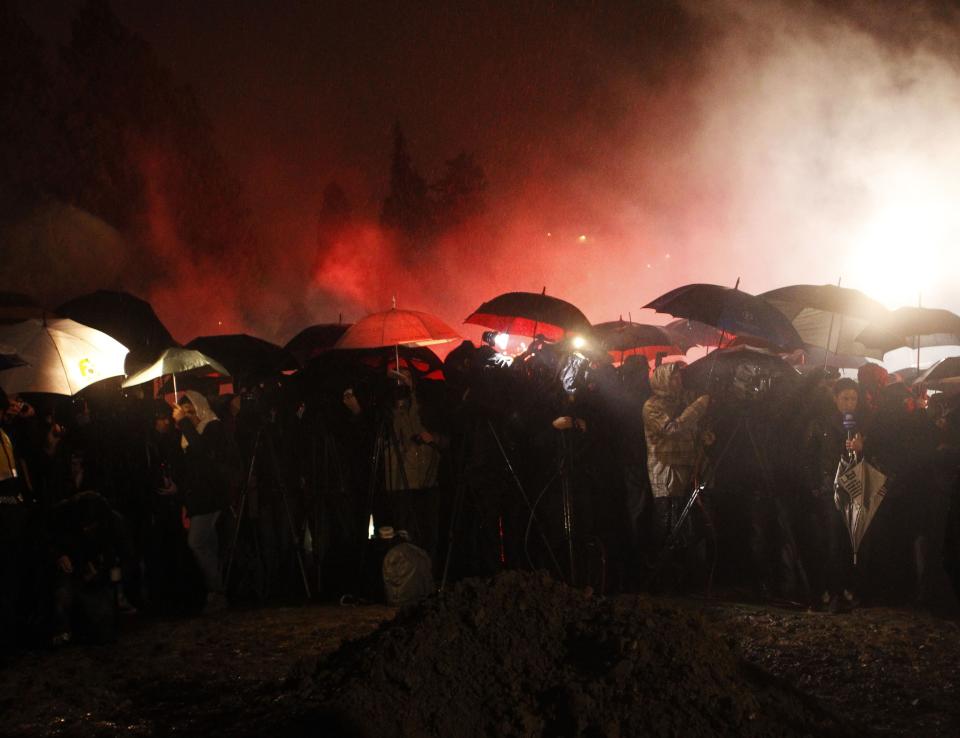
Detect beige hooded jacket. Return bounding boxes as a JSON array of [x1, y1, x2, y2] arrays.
[[642, 363, 710, 498]]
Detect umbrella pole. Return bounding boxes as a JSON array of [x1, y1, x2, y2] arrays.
[[916, 292, 922, 374], [823, 276, 841, 371], [172, 373, 178, 398]]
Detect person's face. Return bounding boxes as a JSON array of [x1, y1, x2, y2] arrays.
[[154, 416, 172, 434], [835, 388, 858, 414], [669, 371, 683, 394], [180, 402, 199, 425]]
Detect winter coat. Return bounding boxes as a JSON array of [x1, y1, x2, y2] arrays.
[[385, 393, 443, 492], [176, 392, 241, 516], [642, 363, 709, 498]]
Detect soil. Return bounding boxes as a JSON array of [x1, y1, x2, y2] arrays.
[[1, 574, 958, 737]]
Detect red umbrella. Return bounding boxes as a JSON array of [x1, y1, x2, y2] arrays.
[[334, 308, 460, 350]]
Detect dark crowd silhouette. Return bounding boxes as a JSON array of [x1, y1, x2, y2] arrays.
[[1, 335, 959, 661]]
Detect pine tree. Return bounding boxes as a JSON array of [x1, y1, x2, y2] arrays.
[[380, 122, 432, 252]]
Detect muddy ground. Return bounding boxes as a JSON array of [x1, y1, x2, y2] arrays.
[[1, 584, 959, 738]]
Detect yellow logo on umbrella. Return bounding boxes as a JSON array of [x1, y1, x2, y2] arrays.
[[79, 358, 95, 377]]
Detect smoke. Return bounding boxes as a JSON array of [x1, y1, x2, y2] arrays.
[[10, 0, 960, 368]]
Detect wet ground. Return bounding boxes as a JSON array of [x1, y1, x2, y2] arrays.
[[1, 586, 958, 737]]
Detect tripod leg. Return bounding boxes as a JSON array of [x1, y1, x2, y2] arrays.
[[440, 422, 473, 592], [265, 433, 312, 599], [224, 428, 262, 591], [487, 421, 564, 579]]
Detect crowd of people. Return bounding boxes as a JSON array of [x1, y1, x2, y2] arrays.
[[1, 331, 959, 659]]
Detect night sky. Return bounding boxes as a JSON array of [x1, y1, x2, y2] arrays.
[[8, 0, 960, 367]]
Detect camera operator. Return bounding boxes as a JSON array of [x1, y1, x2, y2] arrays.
[[375, 366, 448, 566], [643, 362, 713, 587]]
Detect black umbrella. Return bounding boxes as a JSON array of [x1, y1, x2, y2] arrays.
[[284, 323, 351, 365], [857, 306, 960, 354], [592, 320, 682, 360], [644, 283, 803, 351], [56, 290, 178, 367], [662, 319, 725, 352], [683, 345, 799, 398], [0, 292, 49, 323], [186, 334, 298, 385], [465, 290, 592, 342]]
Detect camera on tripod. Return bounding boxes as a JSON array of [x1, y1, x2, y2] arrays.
[[730, 363, 775, 403]]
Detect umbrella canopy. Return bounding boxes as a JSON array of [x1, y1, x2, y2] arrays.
[[335, 308, 460, 349], [0, 318, 129, 396], [914, 356, 960, 388], [465, 291, 592, 342], [662, 319, 725, 352], [186, 334, 298, 384], [592, 320, 682, 361], [683, 345, 798, 397], [122, 347, 229, 388], [284, 323, 351, 365], [857, 306, 960, 354], [56, 290, 178, 368], [760, 284, 888, 358], [786, 345, 867, 370], [644, 283, 803, 351]]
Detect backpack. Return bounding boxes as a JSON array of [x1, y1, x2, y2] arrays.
[[382, 542, 434, 607]]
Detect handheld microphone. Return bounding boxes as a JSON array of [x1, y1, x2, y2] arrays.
[[842, 412, 856, 440]]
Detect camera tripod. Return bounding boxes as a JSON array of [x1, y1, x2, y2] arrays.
[[224, 420, 312, 600], [655, 409, 809, 598], [438, 417, 565, 590]]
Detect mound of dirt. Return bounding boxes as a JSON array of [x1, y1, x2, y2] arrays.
[[288, 572, 849, 737]]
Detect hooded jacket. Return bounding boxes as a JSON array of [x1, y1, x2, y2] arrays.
[[642, 363, 710, 498], [176, 391, 240, 516]]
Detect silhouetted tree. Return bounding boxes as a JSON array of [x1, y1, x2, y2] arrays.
[[318, 181, 352, 230], [380, 122, 432, 252], [432, 151, 487, 229]]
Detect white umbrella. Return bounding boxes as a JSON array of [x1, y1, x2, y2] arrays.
[[0, 318, 129, 396], [122, 347, 229, 393]]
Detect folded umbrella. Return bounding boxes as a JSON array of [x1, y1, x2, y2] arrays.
[[0, 318, 129, 396]]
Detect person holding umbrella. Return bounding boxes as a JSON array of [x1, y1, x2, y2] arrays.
[[171, 391, 241, 612]]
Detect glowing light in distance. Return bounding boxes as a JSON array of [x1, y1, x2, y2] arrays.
[[571, 335, 587, 350], [844, 168, 957, 308], [578, 235, 587, 243], [494, 333, 510, 351]]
